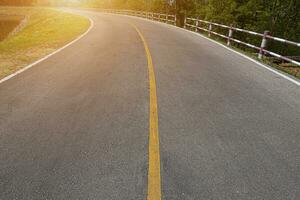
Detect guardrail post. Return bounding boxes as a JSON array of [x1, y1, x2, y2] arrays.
[[258, 31, 270, 60], [195, 17, 199, 32], [166, 14, 168, 24], [184, 16, 187, 29], [174, 15, 177, 26], [208, 23, 212, 37], [227, 24, 233, 46]]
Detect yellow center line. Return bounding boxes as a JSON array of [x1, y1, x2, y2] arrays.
[[130, 24, 161, 200]]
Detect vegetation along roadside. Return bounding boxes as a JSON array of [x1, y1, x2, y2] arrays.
[[0, 7, 90, 80]]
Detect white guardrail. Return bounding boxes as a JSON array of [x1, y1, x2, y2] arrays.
[[102, 9, 176, 25], [100, 9, 300, 67]]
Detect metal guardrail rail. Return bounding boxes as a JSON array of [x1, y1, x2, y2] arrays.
[[102, 9, 176, 25], [185, 17, 300, 66], [99, 9, 300, 67]]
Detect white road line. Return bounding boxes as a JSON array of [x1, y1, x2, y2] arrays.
[[105, 12, 300, 87], [0, 15, 94, 84]]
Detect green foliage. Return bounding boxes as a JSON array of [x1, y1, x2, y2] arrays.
[[205, 0, 237, 23]]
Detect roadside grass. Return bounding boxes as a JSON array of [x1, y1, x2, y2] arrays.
[[0, 7, 90, 80]]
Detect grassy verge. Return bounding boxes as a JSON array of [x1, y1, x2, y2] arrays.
[[0, 7, 90, 80]]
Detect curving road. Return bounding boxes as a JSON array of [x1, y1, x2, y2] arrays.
[[0, 10, 300, 200]]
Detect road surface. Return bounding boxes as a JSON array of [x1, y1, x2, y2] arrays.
[[0, 10, 299, 200]]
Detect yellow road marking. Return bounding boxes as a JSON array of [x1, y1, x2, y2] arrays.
[[131, 24, 162, 200]]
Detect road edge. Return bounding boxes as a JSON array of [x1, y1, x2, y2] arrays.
[[184, 29, 300, 86], [0, 13, 94, 85]]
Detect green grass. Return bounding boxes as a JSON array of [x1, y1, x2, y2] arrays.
[[0, 7, 90, 80]]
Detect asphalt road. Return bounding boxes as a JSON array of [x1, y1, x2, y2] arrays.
[[0, 10, 300, 200]]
